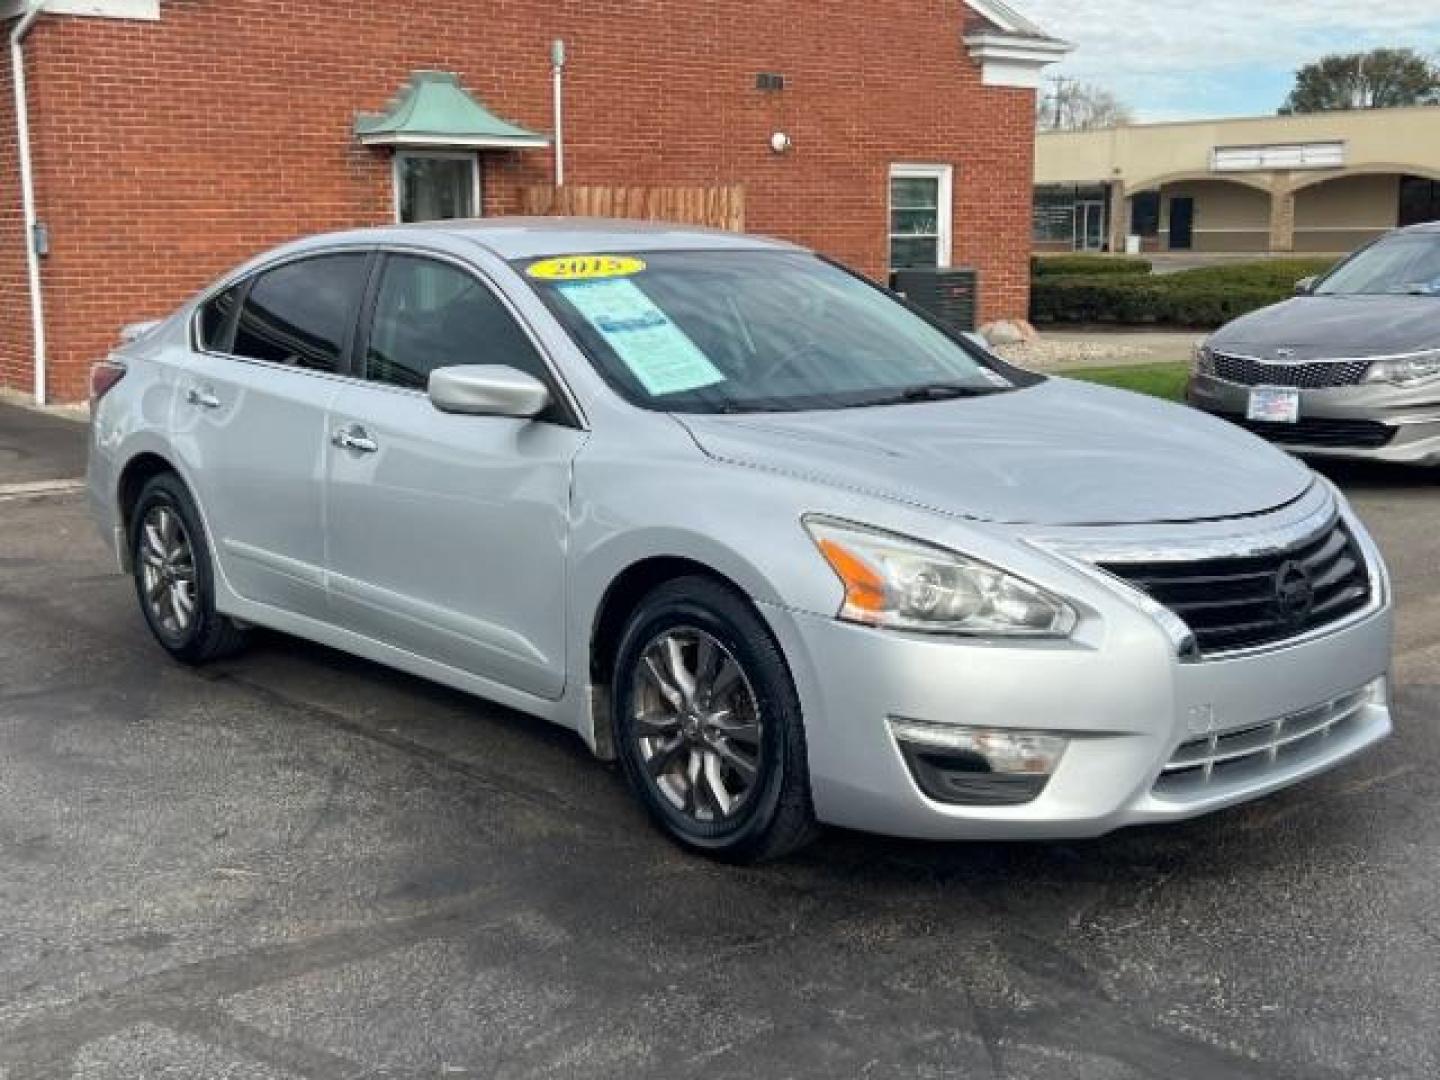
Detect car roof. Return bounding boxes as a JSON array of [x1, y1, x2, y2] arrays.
[[279, 217, 806, 261], [1397, 220, 1440, 236]]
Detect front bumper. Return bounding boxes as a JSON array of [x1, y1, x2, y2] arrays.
[[1188, 373, 1440, 464], [761, 507, 1394, 841]]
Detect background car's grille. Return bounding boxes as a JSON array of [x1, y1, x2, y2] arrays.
[[1212, 351, 1370, 388], [1097, 518, 1372, 655], [1235, 417, 1395, 449], [1153, 686, 1372, 798]]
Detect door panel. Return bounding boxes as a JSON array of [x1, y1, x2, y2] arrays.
[[174, 355, 337, 618], [175, 251, 370, 619], [324, 386, 582, 698]]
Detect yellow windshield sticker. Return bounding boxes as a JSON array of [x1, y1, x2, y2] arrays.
[[526, 255, 647, 281]]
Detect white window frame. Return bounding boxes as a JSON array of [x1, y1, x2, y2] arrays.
[[888, 164, 954, 270], [392, 150, 482, 224]]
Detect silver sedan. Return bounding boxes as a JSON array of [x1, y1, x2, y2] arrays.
[[88, 220, 1394, 861]]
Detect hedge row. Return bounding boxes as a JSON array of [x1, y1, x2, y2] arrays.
[[1030, 258, 1340, 328], [1031, 255, 1152, 278]]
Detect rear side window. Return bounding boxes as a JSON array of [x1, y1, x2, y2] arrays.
[[197, 284, 243, 352], [232, 254, 369, 373], [365, 254, 548, 390]]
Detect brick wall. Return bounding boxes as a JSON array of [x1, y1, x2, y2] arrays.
[[5, 0, 1036, 402]]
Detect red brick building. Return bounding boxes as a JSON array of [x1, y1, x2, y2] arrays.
[[1, 0, 1065, 403]]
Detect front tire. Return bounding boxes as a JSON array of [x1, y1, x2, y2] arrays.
[[612, 576, 817, 862], [130, 473, 247, 664]]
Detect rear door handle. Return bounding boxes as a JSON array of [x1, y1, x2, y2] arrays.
[[331, 425, 379, 454], [185, 386, 221, 410]]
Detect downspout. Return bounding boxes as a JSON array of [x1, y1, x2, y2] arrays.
[[11, 1, 47, 405], [551, 39, 565, 187]]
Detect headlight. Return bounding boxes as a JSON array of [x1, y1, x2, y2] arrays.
[[1193, 342, 1216, 375], [1362, 350, 1440, 387], [805, 517, 1078, 637]]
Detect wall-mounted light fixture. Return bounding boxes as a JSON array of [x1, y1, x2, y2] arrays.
[[770, 132, 793, 154]]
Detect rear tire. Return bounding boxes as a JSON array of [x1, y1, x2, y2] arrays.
[[612, 576, 817, 863], [130, 473, 247, 665]]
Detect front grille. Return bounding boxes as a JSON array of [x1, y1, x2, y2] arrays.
[[1235, 417, 1395, 449], [1212, 351, 1370, 388], [1098, 517, 1372, 655], [1154, 686, 1372, 798]]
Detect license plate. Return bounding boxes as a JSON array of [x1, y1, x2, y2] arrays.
[[1247, 386, 1300, 424]]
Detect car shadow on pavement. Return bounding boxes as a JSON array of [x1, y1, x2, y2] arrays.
[[1308, 458, 1435, 492]]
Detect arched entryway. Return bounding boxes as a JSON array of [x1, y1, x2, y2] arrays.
[[1121, 174, 1273, 253]]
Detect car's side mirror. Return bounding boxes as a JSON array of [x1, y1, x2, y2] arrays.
[[427, 365, 550, 418], [1294, 276, 1317, 296]]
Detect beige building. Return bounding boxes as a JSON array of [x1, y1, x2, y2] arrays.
[[1034, 106, 1440, 255]]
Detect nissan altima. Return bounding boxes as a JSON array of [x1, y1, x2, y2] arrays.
[[88, 220, 1393, 861]]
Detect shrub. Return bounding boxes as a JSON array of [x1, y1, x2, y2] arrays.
[[1030, 257, 1341, 328], [1032, 254, 1152, 278]]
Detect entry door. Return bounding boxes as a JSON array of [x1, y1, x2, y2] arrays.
[[177, 253, 370, 621], [324, 253, 583, 700], [1075, 201, 1105, 251], [1169, 197, 1195, 250]]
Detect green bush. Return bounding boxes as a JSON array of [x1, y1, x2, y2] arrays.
[[1030, 257, 1341, 328], [1032, 255, 1152, 278]]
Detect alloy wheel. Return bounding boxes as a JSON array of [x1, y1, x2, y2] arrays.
[[629, 627, 764, 824], [138, 504, 198, 639]]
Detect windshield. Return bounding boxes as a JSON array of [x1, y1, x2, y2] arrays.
[[1315, 233, 1440, 297], [516, 250, 1029, 413]]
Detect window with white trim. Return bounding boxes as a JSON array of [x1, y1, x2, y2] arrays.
[[889, 165, 953, 270], [394, 151, 480, 223]]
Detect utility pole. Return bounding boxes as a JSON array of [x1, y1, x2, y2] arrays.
[[1046, 76, 1073, 129]]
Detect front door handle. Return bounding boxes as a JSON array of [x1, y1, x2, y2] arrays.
[[331, 425, 379, 454], [185, 386, 221, 410]]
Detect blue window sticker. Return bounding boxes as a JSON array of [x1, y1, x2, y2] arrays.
[[557, 278, 725, 397]]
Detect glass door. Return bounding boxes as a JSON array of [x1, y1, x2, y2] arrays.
[[1075, 201, 1105, 251]]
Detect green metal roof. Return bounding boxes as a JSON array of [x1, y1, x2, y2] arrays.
[[355, 71, 549, 149]]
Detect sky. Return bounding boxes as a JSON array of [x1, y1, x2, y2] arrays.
[[1018, 0, 1440, 123]]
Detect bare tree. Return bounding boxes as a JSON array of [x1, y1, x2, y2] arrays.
[[1038, 80, 1134, 132]]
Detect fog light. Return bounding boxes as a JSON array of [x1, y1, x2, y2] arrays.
[[889, 719, 1068, 807]]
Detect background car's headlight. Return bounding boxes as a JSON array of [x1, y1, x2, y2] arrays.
[[805, 518, 1078, 637], [1193, 342, 1216, 375], [1362, 351, 1440, 387]]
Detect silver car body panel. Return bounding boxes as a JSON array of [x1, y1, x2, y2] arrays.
[[1189, 371, 1440, 464], [88, 220, 1395, 841]]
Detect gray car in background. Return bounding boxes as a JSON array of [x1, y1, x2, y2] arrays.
[[1190, 222, 1440, 463], [88, 220, 1393, 862]]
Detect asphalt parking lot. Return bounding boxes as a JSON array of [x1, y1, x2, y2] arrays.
[[3, 401, 1439, 1080]]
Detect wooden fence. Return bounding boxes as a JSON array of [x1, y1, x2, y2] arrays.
[[519, 184, 745, 232]]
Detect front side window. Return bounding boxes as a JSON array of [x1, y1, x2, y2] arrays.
[[520, 250, 1027, 414], [889, 165, 953, 270], [396, 152, 478, 223], [232, 254, 370, 372], [366, 255, 547, 390], [1315, 234, 1440, 297]]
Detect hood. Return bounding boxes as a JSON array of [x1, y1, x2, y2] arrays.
[[675, 379, 1313, 526], [1210, 295, 1440, 360]]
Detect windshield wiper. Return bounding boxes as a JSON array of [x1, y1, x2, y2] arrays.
[[896, 382, 1004, 402], [836, 383, 1006, 410]]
